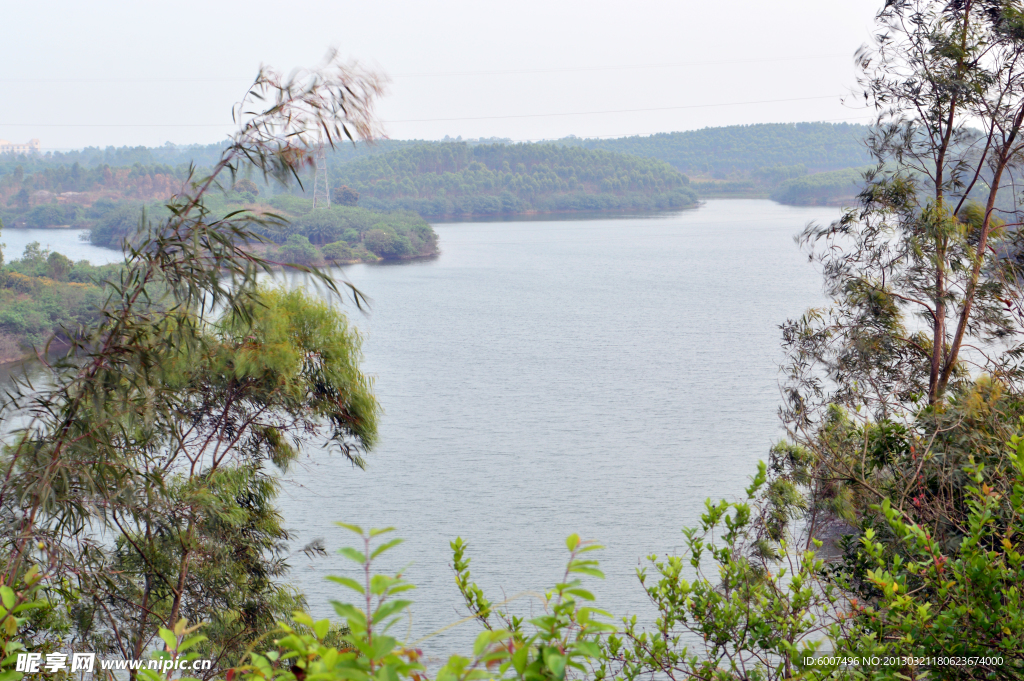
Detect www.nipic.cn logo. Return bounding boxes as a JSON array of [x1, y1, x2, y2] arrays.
[[16, 653, 95, 673], [15, 653, 214, 673]]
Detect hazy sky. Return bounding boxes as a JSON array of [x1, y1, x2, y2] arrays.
[[2, 0, 880, 150]]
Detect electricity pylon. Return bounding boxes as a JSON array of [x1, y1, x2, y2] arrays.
[[312, 139, 331, 209]]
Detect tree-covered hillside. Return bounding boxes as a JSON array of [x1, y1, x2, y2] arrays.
[[330, 142, 698, 216], [0, 138, 431, 177], [769, 165, 871, 205], [557, 122, 871, 177], [0, 123, 876, 216]]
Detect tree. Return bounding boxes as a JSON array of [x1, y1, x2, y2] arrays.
[[591, 3, 1024, 677], [756, 0, 1024, 670], [72, 286, 380, 673], [331, 184, 359, 206], [789, 0, 1024, 416], [292, 209, 343, 245], [0, 50, 387, 675], [234, 179, 259, 197], [279, 234, 320, 264], [773, 0, 1024, 549], [321, 241, 354, 263]]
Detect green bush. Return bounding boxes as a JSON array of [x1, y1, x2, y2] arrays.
[[279, 234, 319, 265], [321, 241, 354, 263], [293, 209, 345, 245], [268, 195, 314, 215], [46, 252, 72, 281], [24, 204, 80, 228]]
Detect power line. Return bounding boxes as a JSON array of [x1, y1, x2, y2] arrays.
[[0, 53, 855, 84], [383, 95, 845, 123], [390, 54, 852, 77], [0, 94, 847, 129]]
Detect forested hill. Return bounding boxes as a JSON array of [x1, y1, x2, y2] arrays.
[[330, 143, 698, 216], [0, 138, 429, 176], [557, 123, 871, 177]]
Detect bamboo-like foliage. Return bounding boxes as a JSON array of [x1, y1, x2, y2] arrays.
[[789, 0, 1024, 420], [0, 52, 387, 670], [770, 0, 1024, 546]]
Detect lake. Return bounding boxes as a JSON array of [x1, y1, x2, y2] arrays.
[[1, 228, 123, 265], [274, 199, 840, 659], [0, 199, 840, 660]]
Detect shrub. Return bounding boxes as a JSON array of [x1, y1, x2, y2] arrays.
[[321, 241, 354, 263], [279, 234, 319, 265], [235, 178, 259, 202], [362, 229, 391, 256], [293, 209, 344, 245], [331, 184, 359, 206], [268, 195, 314, 215], [46, 252, 72, 282]]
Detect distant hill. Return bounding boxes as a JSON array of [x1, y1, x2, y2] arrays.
[[769, 166, 872, 205], [555, 123, 871, 177], [329, 142, 698, 217], [0, 139, 430, 177], [0, 123, 877, 217]]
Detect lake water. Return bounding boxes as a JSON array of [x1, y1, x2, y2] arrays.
[[275, 199, 840, 658], [0, 228, 123, 265], [0, 200, 841, 660]]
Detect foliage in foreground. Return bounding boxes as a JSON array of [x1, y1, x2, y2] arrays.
[[0, 48, 389, 679]]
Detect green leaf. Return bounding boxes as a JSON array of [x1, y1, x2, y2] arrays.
[[339, 547, 367, 564], [335, 522, 365, 536], [326, 575, 366, 594], [314, 619, 329, 640], [372, 599, 413, 624], [370, 538, 404, 559], [565, 534, 580, 552], [158, 627, 178, 651], [512, 645, 529, 674], [544, 648, 567, 680], [0, 587, 13, 611], [178, 635, 208, 652], [563, 587, 595, 601], [569, 566, 605, 579], [368, 527, 396, 538]]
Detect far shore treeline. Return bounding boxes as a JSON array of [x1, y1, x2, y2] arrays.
[[0, 122, 888, 361], [0, 122, 877, 230]]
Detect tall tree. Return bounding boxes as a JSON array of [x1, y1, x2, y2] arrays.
[[786, 0, 1024, 427], [0, 51, 386, 672]]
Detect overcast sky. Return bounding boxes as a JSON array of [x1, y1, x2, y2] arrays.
[[2, 0, 880, 150]]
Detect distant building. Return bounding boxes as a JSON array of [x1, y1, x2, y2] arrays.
[[0, 139, 40, 155]]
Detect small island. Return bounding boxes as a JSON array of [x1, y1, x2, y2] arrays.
[[0, 196, 440, 363]]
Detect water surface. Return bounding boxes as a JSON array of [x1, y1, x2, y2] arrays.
[[278, 199, 840, 657], [0, 201, 842, 659], [1, 228, 121, 265]]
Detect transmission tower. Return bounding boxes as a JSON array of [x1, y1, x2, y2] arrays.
[[312, 139, 331, 209]]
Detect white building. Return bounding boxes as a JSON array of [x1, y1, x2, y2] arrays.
[[0, 139, 40, 155]]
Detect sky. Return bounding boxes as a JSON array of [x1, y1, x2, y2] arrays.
[[2, 0, 880, 151]]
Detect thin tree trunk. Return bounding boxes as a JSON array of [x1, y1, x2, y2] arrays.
[[129, 573, 153, 681], [167, 548, 192, 635]]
